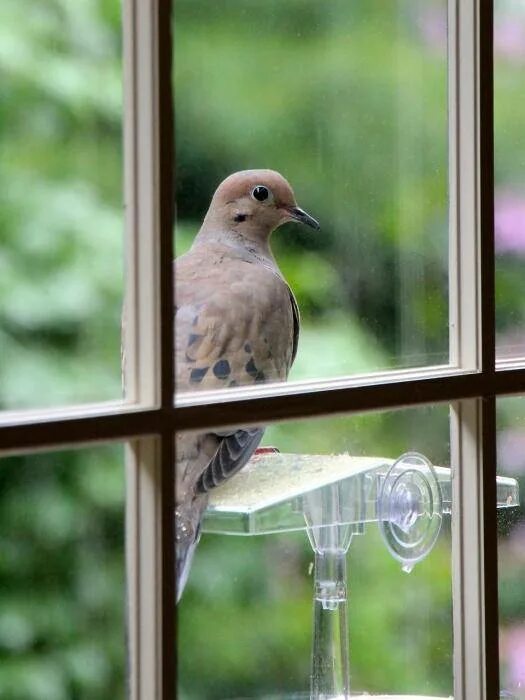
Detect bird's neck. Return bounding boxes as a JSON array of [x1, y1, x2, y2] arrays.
[[194, 226, 277, 268]]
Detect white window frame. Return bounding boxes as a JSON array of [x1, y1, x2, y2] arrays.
[[0, 1, 524, 698]]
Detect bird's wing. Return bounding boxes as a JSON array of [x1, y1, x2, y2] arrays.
[[288, 286, 300, 366], [175, 247, 296, 393], [174, 246, 296, 494], [196, 427, 264, 493]]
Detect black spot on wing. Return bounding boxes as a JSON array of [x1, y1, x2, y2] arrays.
[[197, 427, 265, 493], [244, 343, 252, 353], [190, 367, 208, 383], [213, 359, 231, 379], [245, 357, 258, 378], [246, 356, 266, 383]]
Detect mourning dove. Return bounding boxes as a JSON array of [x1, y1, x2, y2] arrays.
[[175, 169, 319, 601]]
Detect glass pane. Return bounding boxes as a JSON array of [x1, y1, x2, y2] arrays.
[[177, 405, 454, 698], [0, 1, 123, 409], [174, 0, 449, 394], [495, 1, 525, 361], [498, 396, 525, 698], [0, 444, 125, 698]]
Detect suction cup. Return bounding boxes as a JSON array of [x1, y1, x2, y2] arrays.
[[378, 452, 443, 570]]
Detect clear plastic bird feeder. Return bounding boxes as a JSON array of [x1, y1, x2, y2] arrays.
[[202, 451, 519, 700]]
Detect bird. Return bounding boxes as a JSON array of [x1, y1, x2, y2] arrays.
[[175, 169, 319, 602]]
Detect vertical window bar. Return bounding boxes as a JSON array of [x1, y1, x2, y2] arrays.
[[124, 0, 175, 698], [123, 1, 162, 694], [448, 0, 481, 371], [448, 0, 486, 700], [449, 5, 484, 694], [451, 1, 498, 698], [451, 397, 498, 698], [479, 0, 496, 377], [481, 396, 499, 697], [126, 438, 164, 700], [479, 0, 499, 695], [451, 399, 486, 699], [122, 0, 162, 407], [158, 0, 175, 411], [158, 1, 176, 698], [161, 433, 176, 700]]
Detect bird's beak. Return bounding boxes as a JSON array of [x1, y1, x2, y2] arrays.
[[285, 206, 320, 230]]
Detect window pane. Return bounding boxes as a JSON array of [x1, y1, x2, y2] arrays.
[[498, 396, 525, 698], [495, 1, 525, 361], [177, 405, 453, 698], [174, 0, 449, 392], [0, 444, 125, 699], [0, 1, 123, 409]]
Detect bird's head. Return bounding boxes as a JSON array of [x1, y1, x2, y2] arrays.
[[201, 169, 320, 243]]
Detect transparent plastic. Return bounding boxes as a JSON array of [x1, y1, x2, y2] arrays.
[[204, 451, 518, 699], [204, 453, 517, 536]]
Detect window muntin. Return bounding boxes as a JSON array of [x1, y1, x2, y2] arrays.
[[174, 0, 449, 389], [495, 2, 525, 363], [0, 0, 124, 410], [0, 444, 125, 697]]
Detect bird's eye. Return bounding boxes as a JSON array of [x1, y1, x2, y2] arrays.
[[251, 185, 270, 202]]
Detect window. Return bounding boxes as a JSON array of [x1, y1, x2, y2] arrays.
[[174, 0, 450, 378], [0, 445, 126, 697], [494, 0, 525, 360], [0, 0, 124, 409], [1, 1, 524, 699]]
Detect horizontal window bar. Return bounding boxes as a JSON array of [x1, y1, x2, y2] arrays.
[[0, 399, 131, 428], [0, 367, 453, 428], [173, 367, 523, 431], [496, 357, 525, 372], [1, 366, 525, 454], [0, 407, 164, 456]]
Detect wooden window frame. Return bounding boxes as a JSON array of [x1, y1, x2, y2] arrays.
[[0, 0, 524, 698]]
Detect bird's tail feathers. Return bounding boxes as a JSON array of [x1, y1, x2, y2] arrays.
[[175, 495, 207, 603]]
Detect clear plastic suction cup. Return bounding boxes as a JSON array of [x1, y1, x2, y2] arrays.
[[378, 452, 443, 569]]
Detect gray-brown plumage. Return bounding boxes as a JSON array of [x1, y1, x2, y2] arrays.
[[175, 169, 319, 601]]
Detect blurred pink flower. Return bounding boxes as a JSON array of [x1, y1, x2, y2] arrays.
[[499, 428, 525, 474], [495, 192, 525, 256], [417, 7, 525, 64], [417, 7, 447, 53], [501, 624, 525, 691], [495, 16, 525, 63], [507, 522, 525, 563]]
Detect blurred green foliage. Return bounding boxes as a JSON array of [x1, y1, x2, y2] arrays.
[[179, 406, 454, 700], [0, 447, 125, 700], [0, 0, 524, 698], [0, 1, 126, 698], [175, 0, 450, 375], [0, 0, 123, 409]]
